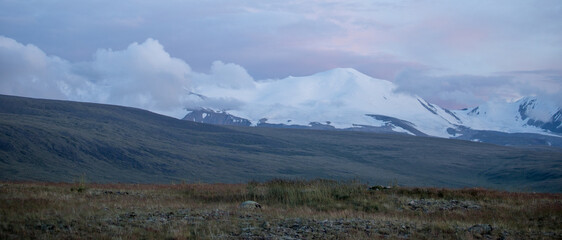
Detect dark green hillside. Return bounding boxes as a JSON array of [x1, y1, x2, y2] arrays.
[[1, 94, 561, 192]]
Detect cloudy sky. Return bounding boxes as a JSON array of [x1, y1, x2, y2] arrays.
[[1, 0, 561, 117]]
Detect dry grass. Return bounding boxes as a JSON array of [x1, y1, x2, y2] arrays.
[[1, 180, 560, 239]]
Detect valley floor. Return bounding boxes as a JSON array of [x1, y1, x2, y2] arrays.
[[0, 180, 560, 239]]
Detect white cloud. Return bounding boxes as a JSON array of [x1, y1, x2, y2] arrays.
[[0, 36, 94, 101], [193, 61, 254, 89], [393, 69, 562, 109], [185, 61, 256, 111], [0, 36, 260, 118], [183, 94, 246, 112], [88, 38, 192, 115]]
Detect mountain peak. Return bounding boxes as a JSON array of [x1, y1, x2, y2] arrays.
[[314, 68, 370, 79]]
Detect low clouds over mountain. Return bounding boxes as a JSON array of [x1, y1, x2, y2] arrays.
[[1, 36, 560, 118], [0, 37, 255, 117]]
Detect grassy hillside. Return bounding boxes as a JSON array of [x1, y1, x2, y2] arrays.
[[1, 181, 560, 239], [0, 94, 561, 192]]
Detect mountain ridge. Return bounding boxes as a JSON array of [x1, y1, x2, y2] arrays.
[[2, 94, 561, 192], [184, 68, 562, 147]]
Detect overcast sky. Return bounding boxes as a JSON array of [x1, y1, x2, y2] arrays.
[[1, 0, 561, 116]]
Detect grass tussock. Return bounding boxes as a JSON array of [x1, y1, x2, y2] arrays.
[[1, 179, 560, 239]]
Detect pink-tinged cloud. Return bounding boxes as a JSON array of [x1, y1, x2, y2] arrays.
[[0, 0, 560, 110]]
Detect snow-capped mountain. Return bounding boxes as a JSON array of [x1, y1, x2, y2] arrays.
[[453, 97, 562, 135], [183, 68, 562, 147]]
